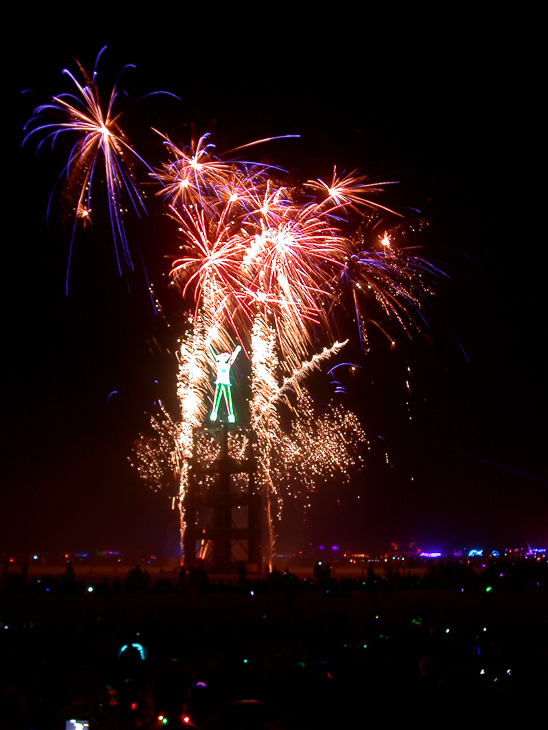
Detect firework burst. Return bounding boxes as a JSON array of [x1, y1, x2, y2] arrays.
[[132, 128, 442, 562], [23, 47, 161, 291], [26, 53, 443, 565]]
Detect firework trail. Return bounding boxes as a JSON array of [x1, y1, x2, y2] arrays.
[[163, 133, 358, 359], [131, 127, 442, 562], [22, 47, 170, 292], [25, 53, 441, 563]]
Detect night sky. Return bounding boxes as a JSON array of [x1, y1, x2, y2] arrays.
[[4, 11, 546, 559]]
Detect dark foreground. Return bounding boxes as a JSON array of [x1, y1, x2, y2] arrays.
[[1, 562, 547, 730]]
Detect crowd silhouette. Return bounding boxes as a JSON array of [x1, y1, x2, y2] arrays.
[[1, 556, 547, 729]]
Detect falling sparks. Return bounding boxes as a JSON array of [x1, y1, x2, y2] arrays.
[[27, 51, 444, 563], [129, 128, 438, 559]]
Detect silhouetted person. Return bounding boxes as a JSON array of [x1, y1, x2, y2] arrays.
[[238, 562, 247, 586], [125, 564, 144, 593], [65, 560, 75, 584], [267, 565, 283, 594]]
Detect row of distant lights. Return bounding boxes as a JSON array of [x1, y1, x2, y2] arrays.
[[466, 548, 546, 558], [18, 547, 546, 565], [27, 553, 158, 561]]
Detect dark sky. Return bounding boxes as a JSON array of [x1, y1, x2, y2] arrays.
[[4, 11, 546, 559]]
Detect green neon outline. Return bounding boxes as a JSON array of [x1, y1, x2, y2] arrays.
[[209, 343, 241, 423]]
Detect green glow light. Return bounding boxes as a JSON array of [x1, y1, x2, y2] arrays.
[[209, 343, 241, 423]]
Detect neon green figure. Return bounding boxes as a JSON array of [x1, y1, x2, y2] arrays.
[[209, 342, 241, 423]]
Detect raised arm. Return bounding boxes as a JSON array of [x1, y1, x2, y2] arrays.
[[229, 344, 242, 366]]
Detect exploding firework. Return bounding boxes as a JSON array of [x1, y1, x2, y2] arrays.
[[137, 132, 443, 562], [26, 52, 443, 566], [22, 47, 168, 292]]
